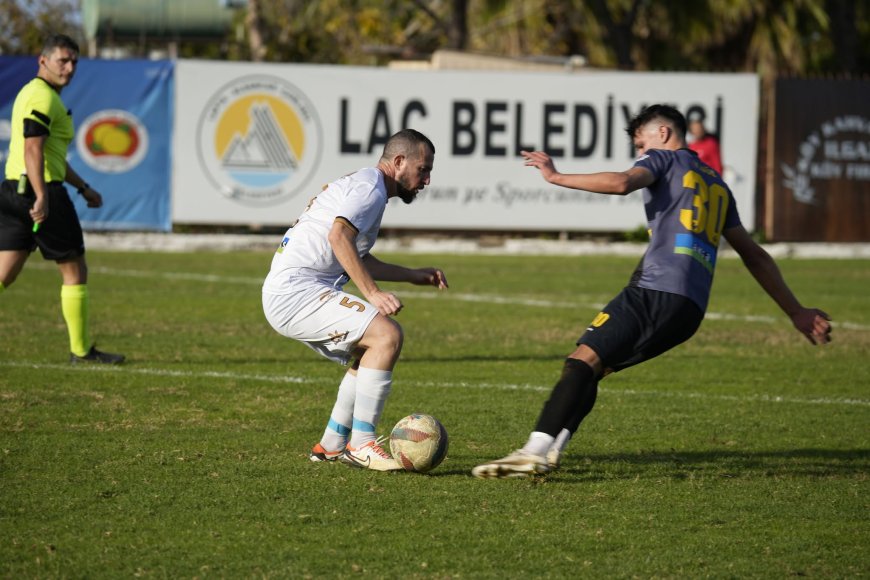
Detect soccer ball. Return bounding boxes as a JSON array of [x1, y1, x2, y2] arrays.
[[389, 413, 449, 473]]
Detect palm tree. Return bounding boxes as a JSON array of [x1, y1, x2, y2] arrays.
[[231, 0, 856, 76]]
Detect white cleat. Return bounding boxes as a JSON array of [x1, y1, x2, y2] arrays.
[[546, 448, 562, 471], [472, 449, 550, 479], [339, 437, 402, 471]]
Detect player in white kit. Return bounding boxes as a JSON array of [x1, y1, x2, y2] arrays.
[[263, 129, 447, 471]]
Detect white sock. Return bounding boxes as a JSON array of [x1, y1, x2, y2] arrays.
[[320, 371, 356, 451], [551, 428, 572, 454], [349, 367, 392, 448], [522, 431, 555, 457]]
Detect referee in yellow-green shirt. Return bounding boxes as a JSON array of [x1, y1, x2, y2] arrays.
[[0, 34, 124, 364]]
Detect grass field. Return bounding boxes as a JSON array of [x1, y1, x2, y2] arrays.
[[1, 248, 867, 578]]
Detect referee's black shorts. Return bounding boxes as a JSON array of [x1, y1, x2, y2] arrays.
[[577, 285, 704, 373], [0, 179, 85, 261]]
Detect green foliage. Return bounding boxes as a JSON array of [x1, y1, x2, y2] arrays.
[[622, 224, 649, 243], [260, 0, 865, 74], [229, 0, 439, 65], [4, 0, 865, 75], [1, 250, 867, 577], [0, 0, 81, 55]]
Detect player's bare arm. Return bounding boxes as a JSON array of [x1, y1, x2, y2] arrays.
[[362, 254, 448, 289], [521, 150, 654, 195], [327, 220, 403, 316], [723, 225, 832, 345]]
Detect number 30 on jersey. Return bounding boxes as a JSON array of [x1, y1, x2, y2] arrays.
[[679, 170, 729, 246]]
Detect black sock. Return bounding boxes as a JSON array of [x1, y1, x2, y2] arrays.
[[533, 358, 598, 437], [564, 378, 598, 433]]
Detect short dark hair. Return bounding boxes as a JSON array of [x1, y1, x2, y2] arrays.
[[42, 34, 79, 57], [381, 128, 435, 162], [626, 104, 687, 139]]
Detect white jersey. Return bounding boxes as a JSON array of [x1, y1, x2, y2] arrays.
[[263, 167, 387, 295]]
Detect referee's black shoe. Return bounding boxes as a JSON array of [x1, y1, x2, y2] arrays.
[[70, 346, 126, 365]]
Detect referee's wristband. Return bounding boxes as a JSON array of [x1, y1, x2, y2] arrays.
[[77, 183, 90, 195]]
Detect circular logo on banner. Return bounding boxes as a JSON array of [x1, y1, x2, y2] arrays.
[[781, 115, 870, 205], [196, 75, 323, 207], [76, 110, 149, 173]]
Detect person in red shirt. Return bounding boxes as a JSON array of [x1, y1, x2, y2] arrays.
[[688, 117, 723, 175]]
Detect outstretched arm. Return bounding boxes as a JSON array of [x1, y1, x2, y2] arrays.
[[521, 150, 654, 195], [723, 225, 832, 345], [363, 254, 448, 289]]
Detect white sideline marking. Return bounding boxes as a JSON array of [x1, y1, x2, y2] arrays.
[[27, 263, 870, 331], [0, 361, 308, 384], [602, 387, 870, 408], [413, 380, 870, 407], [2, 361, 868, 408], [402, 292, 870, 331], [90, 266, 261, 285]]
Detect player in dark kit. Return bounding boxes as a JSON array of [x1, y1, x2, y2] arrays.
[[473, 104, 832, 479], [0, 34, 124, 364]]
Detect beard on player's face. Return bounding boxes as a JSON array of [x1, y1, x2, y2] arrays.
[[396, 174, 419, 204]]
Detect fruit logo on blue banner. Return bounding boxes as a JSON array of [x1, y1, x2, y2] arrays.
[[76, 109, 149, 174]]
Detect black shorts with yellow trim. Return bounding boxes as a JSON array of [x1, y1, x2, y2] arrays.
[[0, 179, 85, 261], [577, 285, 704, 373]]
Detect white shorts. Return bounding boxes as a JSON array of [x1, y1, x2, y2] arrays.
[[262, 284, 379, 365]]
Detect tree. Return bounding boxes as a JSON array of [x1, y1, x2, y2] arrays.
[[586, 0, 643, 69], [0, 0, 81, 55], [82, 0, 860, 76], [410, 0, 469, 50], [246, 0, 267, 62], [824, 0, 866, 75]]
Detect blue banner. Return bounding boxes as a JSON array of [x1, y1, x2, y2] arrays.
[[0, 56, 173, 231]]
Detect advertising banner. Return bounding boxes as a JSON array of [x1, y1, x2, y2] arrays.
[[174, 61, 759, 232], [768, 78, 870, 242], [0, 56, 173, 231]]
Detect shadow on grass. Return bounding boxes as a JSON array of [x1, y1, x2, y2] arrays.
[[553, 448, 870, 482], [432, 449, 869, 481], [401, 354, 564, 364]]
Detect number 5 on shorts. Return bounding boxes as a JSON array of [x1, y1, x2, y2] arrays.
[[340, 297, 366, 312]]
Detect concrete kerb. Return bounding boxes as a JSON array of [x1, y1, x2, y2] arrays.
[[81, 232, 870, 259]]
